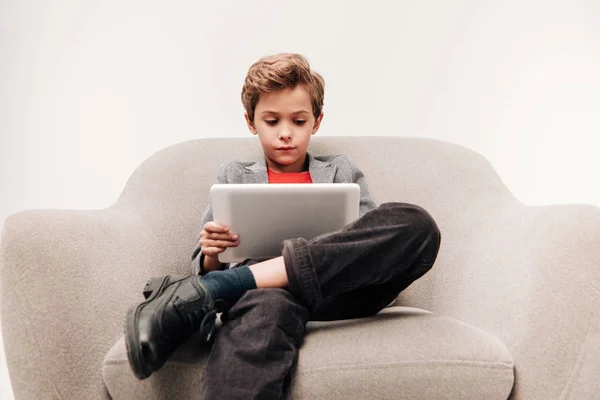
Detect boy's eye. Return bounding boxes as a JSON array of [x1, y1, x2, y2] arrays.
[[294, 120, 307, 126], [265, 120, 278, 126]]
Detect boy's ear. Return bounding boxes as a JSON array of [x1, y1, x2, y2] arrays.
[[245, 113, 257, 135], [311, 112, 324, 135]]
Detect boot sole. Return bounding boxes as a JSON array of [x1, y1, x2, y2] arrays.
[[125, 275, 172, 380]]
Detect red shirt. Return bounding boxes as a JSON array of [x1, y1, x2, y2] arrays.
[[267, 169, 313, 184]]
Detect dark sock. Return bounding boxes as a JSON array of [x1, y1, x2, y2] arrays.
[[200, 266, 257, 308]]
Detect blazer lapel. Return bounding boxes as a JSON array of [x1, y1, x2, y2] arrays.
[[243, 157, 268, 183], [308, 154, 337, 183]]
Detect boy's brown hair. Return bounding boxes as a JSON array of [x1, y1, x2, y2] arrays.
[[241, 53, 325, 121]]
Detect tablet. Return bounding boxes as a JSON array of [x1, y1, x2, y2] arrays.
[[210, 183, 360, 263]]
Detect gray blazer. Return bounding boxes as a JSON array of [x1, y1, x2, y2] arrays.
[[191, 153, 378, 274]]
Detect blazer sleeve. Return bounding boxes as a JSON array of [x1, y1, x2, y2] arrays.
[[345, 156, 378, 216], [190, 162, 230, 275]]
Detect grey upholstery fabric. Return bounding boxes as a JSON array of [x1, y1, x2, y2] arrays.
[[559, 334, 600, 399], [2, 136, 599, 399], [103, 307, 513, 399]]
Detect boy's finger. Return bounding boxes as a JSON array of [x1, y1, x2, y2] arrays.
[[207, 232, 239, 241], [200, 233, 240, 247], [205, 222, 230, 233], [202, 247, 225, 257], [204, 239, 239, 249]]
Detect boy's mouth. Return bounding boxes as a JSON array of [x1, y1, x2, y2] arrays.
[[276, 146, 295, 151]]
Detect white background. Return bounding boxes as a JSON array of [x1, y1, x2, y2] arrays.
[[1, 1, 599, 398]]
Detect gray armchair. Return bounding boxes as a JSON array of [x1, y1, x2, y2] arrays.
[[2, 137, 599, 399]]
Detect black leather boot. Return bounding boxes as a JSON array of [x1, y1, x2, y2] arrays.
[[125, 275, 217, 380]]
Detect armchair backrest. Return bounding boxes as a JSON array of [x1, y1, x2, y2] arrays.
[[114, 136, 519, 312]]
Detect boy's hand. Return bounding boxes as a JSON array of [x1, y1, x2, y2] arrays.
[[200, 222, 239, 257]]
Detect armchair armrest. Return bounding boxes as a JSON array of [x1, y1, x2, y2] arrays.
[[0, 207, 196, 399], [397, 202, 600, 399]]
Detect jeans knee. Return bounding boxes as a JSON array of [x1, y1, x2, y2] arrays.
[[415, 206, 440, 241], [382, 203, 440, 237], [411, 207, 441, 267], [234, 288, 294, 314], [381, 203, 441, 267], [225, 289, 308, 336]]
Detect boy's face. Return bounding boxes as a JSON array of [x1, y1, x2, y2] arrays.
[[245, 85, 323, 173]]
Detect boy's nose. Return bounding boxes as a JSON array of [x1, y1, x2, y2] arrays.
[[279, 127, 292, 140]]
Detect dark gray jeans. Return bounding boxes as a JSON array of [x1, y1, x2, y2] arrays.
[[202, 203, 441, 399]]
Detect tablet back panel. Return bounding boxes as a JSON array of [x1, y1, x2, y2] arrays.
[[211, 183, 360, 263]]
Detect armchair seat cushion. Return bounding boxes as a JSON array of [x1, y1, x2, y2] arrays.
[[102, 306, 514, 399]]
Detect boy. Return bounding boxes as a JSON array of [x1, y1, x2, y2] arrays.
[[125, 53, 441, 399]]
